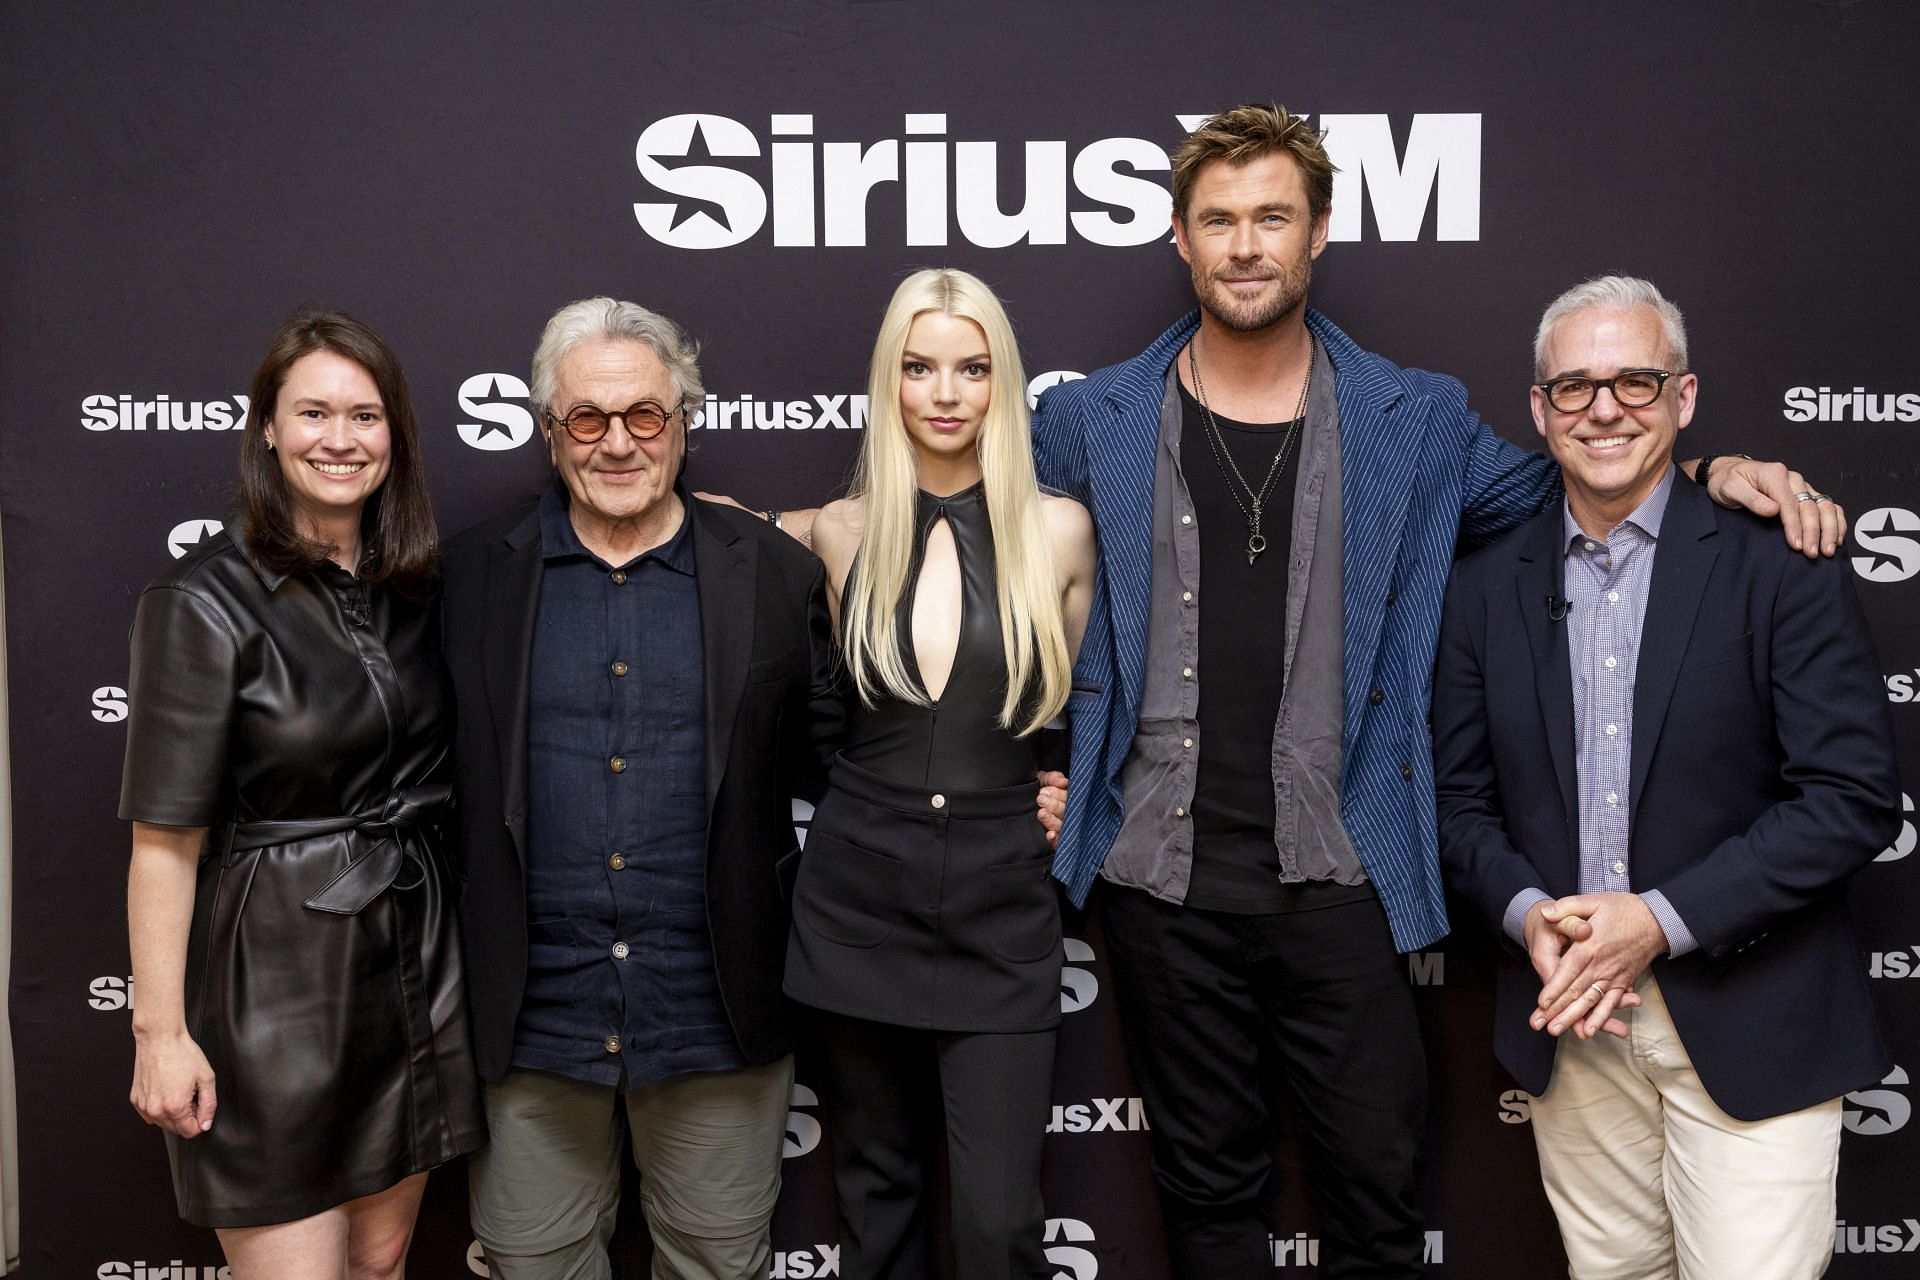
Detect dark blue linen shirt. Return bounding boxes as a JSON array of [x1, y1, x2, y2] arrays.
[[513, 482, 746, 1086]]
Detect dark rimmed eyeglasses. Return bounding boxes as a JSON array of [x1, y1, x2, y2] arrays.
[[1536, 369, 1683, 414], [545, 400, 683, 444]]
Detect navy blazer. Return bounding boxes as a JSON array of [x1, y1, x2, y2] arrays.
[[1433, 476, 1896, 1120], [1034, 308, 1557, 950]]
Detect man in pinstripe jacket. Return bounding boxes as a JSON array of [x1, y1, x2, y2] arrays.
[[1029, 105, 1843, 1279]]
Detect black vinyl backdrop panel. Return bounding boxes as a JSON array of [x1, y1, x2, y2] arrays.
[[4, 2, 1918, 1275]]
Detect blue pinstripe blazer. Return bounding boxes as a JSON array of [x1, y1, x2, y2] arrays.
[[1033, 308, 1559, 951]]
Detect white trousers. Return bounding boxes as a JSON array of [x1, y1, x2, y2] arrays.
[[1529, 976, 1841, 1280]]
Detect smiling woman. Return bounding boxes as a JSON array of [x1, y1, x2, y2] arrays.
[[118, 310, 482, 1279]]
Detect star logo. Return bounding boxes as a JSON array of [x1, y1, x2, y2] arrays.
[[456, 373, 535, 451], [1851, 507, 1920, 583], [167, 518, 224, 559], [632, 113, 767, 250], [1027, 369, 1086, 411]]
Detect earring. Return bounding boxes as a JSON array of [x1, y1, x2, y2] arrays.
[[266, 437, 276, 451]]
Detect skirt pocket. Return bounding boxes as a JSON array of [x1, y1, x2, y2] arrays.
[[796, 832, 903, 949], [984, 852, 1060, 964]]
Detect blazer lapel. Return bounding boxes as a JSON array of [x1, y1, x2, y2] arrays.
[[1629, 480, 1718, 830], [693, 502, 756, 813], [1515, 511, 1579, 840], [482, 507, 544, 866]]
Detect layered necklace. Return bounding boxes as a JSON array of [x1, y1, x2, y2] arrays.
[[1188, 330, 1314, 565]]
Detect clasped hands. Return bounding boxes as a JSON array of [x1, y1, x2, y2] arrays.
[[1523, 892, 1670, 1041]]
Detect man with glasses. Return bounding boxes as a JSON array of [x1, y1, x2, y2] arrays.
[[1433, 276, 1894, 1277], [440, 296, 843, 1278]]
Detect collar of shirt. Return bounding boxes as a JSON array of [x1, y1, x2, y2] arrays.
[[1561, 463, 1677, 555], [538, 479, 696, 576]]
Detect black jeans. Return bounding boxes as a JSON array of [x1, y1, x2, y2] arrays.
[[811, 1011, 1057, 1280], [1099, 882, 1427, 1279]]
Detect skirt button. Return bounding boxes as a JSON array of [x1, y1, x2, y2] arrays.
[[931, 794, 946, 809]]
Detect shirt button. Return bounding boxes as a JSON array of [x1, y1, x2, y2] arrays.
[[1181, 514, 1192, 525], [611, 570, 628, 585], [1605, 656, 1617, 670], [1607, 590, 1620, 603], [931, 793, 946, 809], [611, 941, 630, 960], [604, 1036, 621, 1054], [1182, 591, 1193, 603], [1606, 792, 1618, 806], [1612, 861, 1626, 876], [608, 853, 627, 870], [612, 660, 630, 677], [610, 756, 627, 772], [1182, 737, 1193, 749], [1369, 688, 1384, 706], [1385, 589, 1398, 606], [1605, 724, 1618, 737], [1401, 762, 1414, 781], [1174, 806, 1186, 818], [1182, 666, 1193, 679], [1583, 540, 1597, 552]]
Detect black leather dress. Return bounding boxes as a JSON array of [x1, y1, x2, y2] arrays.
[[785, 483, 1062, 1032], [118, 521, 484, 1228]]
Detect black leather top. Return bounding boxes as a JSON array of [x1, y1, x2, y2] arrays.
[[842, 482, 1040, 790]]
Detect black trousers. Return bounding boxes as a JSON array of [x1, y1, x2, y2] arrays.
[[1098, 882, 1427, 1280], [812, 1012, 1056, 1280]]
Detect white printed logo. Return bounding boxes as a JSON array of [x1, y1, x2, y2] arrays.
[[1782, 386, 1920, 423], [1060, 937, 1099, 1013], [1272, 1230, 1444, 1266], [1832, 1219, 1920, 1255], [1497, 1089, 1532, 1125], [1407, 949, 1445, 986], [690, 392, 866, 432], [1028, 370, 1085, 411], [168, 519, 224, 559], [1842, 1066, 1911, 1135], [456, 374, 537, 451], [1852, 508, 1920, 583], [1888, 670, 1920, 702], [1047, 1097, 1148, 1134], [1869, 948, 1920, 979], [771, 1246, 841, 1277], [88, 976, 135, 1011], [82, 394, 248, 432], [784, 1081, 823, 1158], [97, 1265, 230, 1280], [1043, 1218, 1098, 1280], [1880, 793, 1915, 863], [466, 1242, 488, 1277], [632, 111, 1481, 250], [92, 686, 129, 723], [792, 798, 814, 851]]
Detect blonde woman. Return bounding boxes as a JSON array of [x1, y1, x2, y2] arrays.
[[783, 269, 1095, 1280]]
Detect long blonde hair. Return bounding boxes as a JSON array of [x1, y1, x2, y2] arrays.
[[841, 269, 1069, 737]]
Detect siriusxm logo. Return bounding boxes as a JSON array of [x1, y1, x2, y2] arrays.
[[1843, 1066, 1910, 1136], [83, 394, 249, 432], [1044, 1218, 1098, 1280], [1833, 1219, 1920, 1254], [457, 374, 537, 450], [1061, 937, 1099, 1013], [691, 392, 867, 432], [785, 1081, 823, 1159], [1272, 1230, 1444, 1266], [1889, 670, 1920, 703], [1882, 794, 1916, 863], [771, 1246, 841, 1277], [168, 519, 224, 559], [89, 976, 136, 1011], [1852, 508, 1920, 583], [1869, 948, 1920, 979], [1408, 949, 1445, 985], [1496, 1089, 1533, 1125], [1028, 370, 1085, 410], [92, 686, 129, 723], [632, 111, 1481, 250], [96, 1265, 230, 1280], [1046, 1096, 1148, 1134], [1783, 386, 1920, 423]]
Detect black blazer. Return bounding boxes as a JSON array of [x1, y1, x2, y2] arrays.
[[441, 496, 842, 1080], [1433, 477, 1896, 1120]]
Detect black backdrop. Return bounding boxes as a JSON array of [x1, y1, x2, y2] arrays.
[[5, 2, 1918, 1275]]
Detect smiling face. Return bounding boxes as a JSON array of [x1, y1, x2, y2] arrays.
[[897, 311, 993, 478], [1173, 151, 1329, 334], [546, 337, 685, 529], [266, 349, 392, 536], [1532, 304, 1697, 536]]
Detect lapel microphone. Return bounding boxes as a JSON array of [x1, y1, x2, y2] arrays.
[[1545, 594, 1573, 623]]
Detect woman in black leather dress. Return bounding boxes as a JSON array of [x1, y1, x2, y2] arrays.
[[785, 269, 1096, 1280], [119, 311, 484, 1278]]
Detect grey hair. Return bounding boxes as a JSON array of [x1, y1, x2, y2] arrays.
[[529, 296, 705, 416], [1533, 276, 1688, 378]]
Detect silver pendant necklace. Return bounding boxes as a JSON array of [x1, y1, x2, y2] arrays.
[[1188, 331, 1314, 565]]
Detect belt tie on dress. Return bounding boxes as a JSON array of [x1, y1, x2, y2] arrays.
[[225, 783, 452, 915]]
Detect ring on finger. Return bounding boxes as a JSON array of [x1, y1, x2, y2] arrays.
[[1808, 491, 1831, 503], [1793, 491, 1818, 503], [1588, 980, 1607, 996]]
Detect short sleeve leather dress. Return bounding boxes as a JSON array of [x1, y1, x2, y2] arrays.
[[118, 522, 485, 1228]]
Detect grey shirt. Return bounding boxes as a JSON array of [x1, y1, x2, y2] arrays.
[[1102, 340, 1366, 901]]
